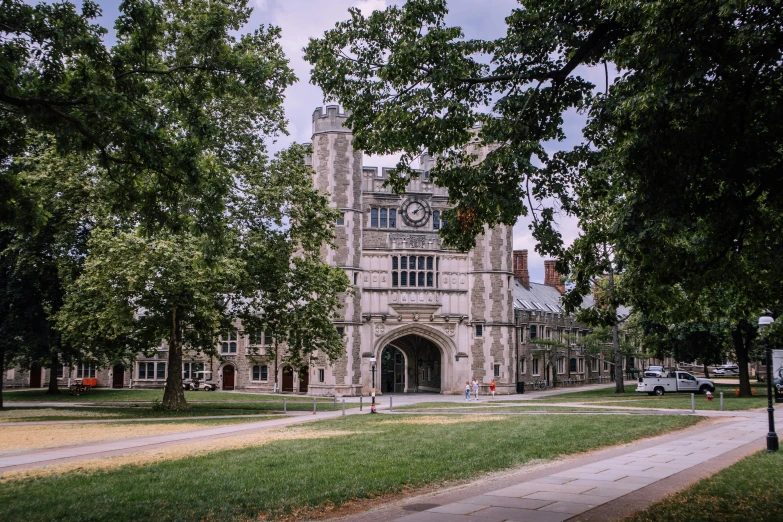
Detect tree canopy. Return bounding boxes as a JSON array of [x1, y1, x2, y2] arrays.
[[305, 0, 783, 319], [1, 0, 295, 236]]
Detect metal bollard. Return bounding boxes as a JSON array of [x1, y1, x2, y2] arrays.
[[720, 392, 724, 411], [313, 396, 317, 415], [342, 399, 345, 416], [360, 395, 363, 411], [284, 398, 287, 413], [390, 396, 393, 412], [691, 393, 695, 413]]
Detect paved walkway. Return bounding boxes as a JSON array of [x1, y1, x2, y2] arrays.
[[364, 413, 765, 522]]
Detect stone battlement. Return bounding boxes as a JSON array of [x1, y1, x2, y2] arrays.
[[312, 105, 352, 135]]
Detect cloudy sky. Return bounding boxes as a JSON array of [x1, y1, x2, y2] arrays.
[[93, 0, 587, 283]]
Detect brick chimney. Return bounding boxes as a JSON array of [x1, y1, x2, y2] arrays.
[[512, 250, 530, 289], [544, 260, 565, 294]]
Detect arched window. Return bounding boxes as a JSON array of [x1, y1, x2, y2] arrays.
[[433, 210, 440, 229]]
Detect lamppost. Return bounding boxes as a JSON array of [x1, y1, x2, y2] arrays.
[[370, 356, 377, 414], [759, 313, 779, 452]]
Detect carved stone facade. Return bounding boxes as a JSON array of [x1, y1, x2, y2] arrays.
[[307, 106, 516, 396]]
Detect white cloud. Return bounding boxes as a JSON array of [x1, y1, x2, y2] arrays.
[[354, 0, 387, 16]]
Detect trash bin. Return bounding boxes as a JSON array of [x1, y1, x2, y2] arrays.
[[516, 382, 525, 394]]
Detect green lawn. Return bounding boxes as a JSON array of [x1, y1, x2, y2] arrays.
[[537, 383, 768, 411], [3, 389, 337, 404], [2, 389, 358, 415], [625, 450, 783, 522], [395, 402, 622, 412], [0, 404, 291, 422], [0, 413, 701, 521]]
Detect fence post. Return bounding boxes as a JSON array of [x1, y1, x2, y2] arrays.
[[691, 393, 695, 413], [390, 396, 393, 412], [284, 398, 287, 413], [360, 395, 363, 411], [313, 396, 317, 415], [334, 396, 337, 411], [342, 399, 345, 416], [720, 392, 724, 411]]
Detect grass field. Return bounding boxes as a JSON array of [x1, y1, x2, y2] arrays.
[[0, 417, 277, 455], [0, 405, 287, 422], [536, 383, 768, 410], [0, 413, 701, 521], [3, 388, 338, 404], [625, 450, 783, 522], [395, 402, 629, 413], [2, 389, 358, 418]]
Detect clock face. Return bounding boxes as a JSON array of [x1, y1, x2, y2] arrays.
[[400, 197, 431, 227]]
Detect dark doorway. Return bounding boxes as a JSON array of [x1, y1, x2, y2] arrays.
[[298, 367, 309, 393], [381, 334, 442, 393], [29, 365, 42, 388], [222, 365, 235, 390], [381, 346, 405, 393], [112, 364, 125, 388], [282, 366, 294, 392]]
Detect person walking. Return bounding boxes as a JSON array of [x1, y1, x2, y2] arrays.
[[489, 379, 496, 398], [472, 378, 479, 401], [465, 381, 471, 401]]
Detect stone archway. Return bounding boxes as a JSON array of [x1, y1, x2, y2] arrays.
[[373, 324, 457, 394]]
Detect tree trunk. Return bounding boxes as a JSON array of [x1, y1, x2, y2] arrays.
[[46, 352, 59, 395], [607, 269, 625, 393], [0, 346, 4, 409], [703, 362, 710, 379], [162, 307, 188, 410], [613, 323, 624, 393], [274, 342, 279, 393], [732, 323, 752, 397]]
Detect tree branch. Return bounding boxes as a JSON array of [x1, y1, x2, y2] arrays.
[[458, 20, 621, 86]]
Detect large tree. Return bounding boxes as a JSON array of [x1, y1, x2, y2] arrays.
[[1, 0, 295, 236], [58, 145, 350, 410], [305, 0, 783, 346], [0, 139, 95, 407]]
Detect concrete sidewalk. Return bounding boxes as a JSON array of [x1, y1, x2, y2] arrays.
[[345, 413, 765, 522]]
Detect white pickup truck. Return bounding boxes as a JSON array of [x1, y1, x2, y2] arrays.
[[636, 371, 715, 396]]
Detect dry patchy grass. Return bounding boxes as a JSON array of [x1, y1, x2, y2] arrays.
[[0, 428, 356, 482], [0, 418, 268, 455]]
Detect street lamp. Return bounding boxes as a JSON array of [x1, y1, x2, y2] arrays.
[[759, 313, 779, 452], [370, 356, 377, 414]]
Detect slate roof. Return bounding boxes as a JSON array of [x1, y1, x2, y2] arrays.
[[512, 279, 566, 314], [513, 278, 631, 319]]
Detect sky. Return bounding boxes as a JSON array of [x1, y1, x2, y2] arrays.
[[90, 0, 589, 284]]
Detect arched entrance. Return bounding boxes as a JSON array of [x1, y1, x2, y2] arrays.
[[282, 366, 294, 392], [298, 366, 309, 393], [380, 334, 442, 393], [222, 365, 235, 390]]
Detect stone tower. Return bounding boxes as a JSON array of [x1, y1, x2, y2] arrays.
[[310, 106, 364, 395], [466, 137, 515, 393]]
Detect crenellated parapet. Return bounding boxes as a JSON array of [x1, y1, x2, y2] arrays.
[[312, 105, 352, 135]]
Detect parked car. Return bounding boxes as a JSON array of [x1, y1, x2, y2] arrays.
[[713, 365, 740, 376], [189, 370, 216, 391], [644, 365, 666, 377]]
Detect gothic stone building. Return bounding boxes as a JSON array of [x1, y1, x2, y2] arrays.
[[6, 109, 656, 395], [1, 106, 516, 396], [307, 106, 516, 396]]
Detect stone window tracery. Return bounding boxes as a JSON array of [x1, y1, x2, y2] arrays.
[[391, 255, 437, 288]]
